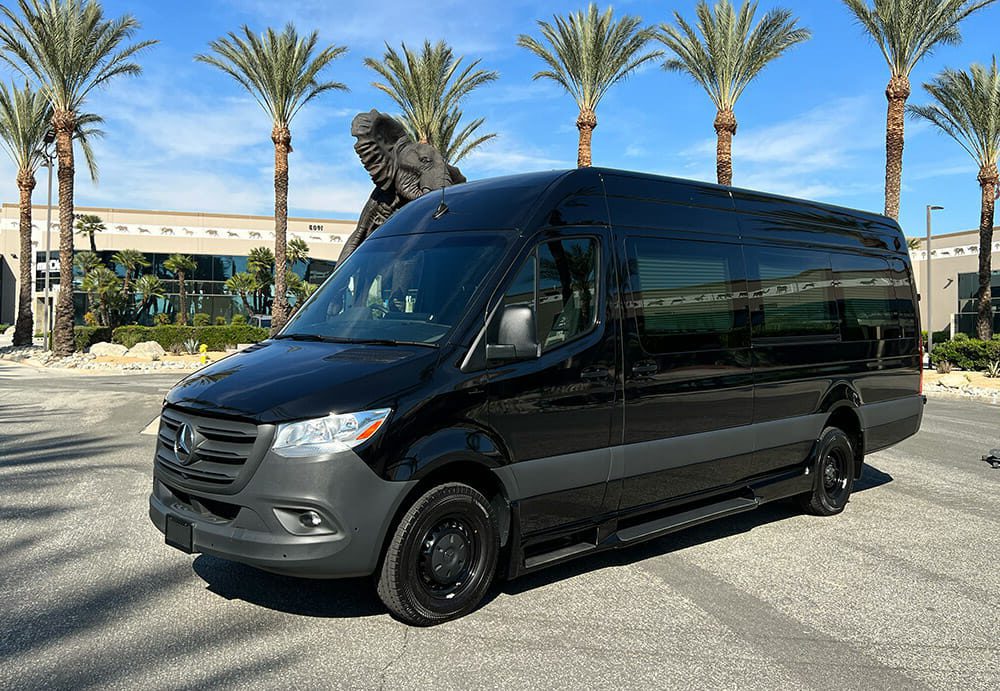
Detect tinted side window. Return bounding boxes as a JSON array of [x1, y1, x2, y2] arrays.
[[625, 237, 748, 352], [496, 237, 599, 353], [889, 258, 918, 338], [832, 253, 900, 341], [748, 246, 838, 339]]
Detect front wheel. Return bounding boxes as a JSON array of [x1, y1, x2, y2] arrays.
[[377, 482, 499, 626], [799, 426, 855, 516]]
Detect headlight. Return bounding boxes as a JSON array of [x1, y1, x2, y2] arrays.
[[272, 408, 392, 457]]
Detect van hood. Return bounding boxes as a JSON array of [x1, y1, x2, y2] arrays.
[[164, 339, 441, 424]]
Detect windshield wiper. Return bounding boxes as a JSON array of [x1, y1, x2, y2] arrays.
[[273, 333, 438, 348], [273, 333, 352, 343]]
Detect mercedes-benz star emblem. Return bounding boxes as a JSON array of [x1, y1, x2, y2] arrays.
[[174, 423, 196, 465]]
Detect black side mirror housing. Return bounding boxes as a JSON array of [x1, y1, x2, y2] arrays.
[[486, 305, 538, 361]]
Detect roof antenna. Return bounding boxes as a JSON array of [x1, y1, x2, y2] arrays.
[[433, 158, 449, 219]]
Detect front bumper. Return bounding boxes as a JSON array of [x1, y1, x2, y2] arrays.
[[149, 447, 417, 578]]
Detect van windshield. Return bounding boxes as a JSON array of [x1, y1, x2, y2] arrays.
[[279, 231, 513, 346]]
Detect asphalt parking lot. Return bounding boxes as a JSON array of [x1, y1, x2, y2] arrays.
[[1, 360, 999, 690]]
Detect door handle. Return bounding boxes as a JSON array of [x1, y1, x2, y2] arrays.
[[580, 366, 610, 381], [632, 361, 658, 376]]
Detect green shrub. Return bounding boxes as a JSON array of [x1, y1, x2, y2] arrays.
[[953, 332, 969, 342], [231, 314, 247, 325], [214, 316, 226, 325], [112, 325, 269, 351], [929, 338, 1000, 370], [74, 326, 113, 352], [0, 323, 10, 334], [193, 312, 211, 326], [153, 313, 170, 326]]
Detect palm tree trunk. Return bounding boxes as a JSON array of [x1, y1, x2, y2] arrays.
[[883, 75, 910, 221], [51, 110, 77, 355], [576, 109, 597, 168], [240, 293, 254, 317], [178, 272, 187, 326], [975, 164, 998, 340], [12, 172, 36, 346], [89, 232, 96, 253], [271, 126, 291, 333], [714, 109, 738, 186]]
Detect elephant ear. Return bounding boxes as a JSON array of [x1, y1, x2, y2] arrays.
[[352, 110, 410, 192], [446, 163, 466, 185]]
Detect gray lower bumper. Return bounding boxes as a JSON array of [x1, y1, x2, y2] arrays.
[[149, 448, 417, 578]]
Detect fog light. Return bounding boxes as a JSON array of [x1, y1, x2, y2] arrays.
[[299, 510, 323, 528]]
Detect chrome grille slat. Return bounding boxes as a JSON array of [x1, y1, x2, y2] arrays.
[[155, 407, 260, 488]]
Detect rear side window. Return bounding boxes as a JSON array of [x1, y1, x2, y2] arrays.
[[890, 259, 918, 338], [499, 237, 599, 352], [832, 253, 900, 341], [624, 237, 748, 352], [748, 246, 838, 339]]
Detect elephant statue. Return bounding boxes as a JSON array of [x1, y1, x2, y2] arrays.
[[338, 110, 466, 264]]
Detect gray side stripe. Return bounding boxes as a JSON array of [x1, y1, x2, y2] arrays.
[[858, 395, 923, 429]]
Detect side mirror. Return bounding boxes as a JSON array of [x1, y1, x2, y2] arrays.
[[486, 305, 538, 361]]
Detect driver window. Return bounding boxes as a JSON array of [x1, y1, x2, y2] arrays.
[[497, 237, 598, 352]]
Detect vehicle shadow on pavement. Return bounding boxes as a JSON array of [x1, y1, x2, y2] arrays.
[[192, 555, 384, 618], [497, 463, 895, 600], [189, 464, 893, 620]]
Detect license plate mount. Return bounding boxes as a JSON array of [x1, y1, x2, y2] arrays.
[[165, 514, 194, 553]]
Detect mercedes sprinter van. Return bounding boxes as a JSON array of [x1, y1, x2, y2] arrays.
[[150, 168, 923, 625]]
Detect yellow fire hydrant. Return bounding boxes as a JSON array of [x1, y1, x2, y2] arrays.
[[199, 343, 208, 364]]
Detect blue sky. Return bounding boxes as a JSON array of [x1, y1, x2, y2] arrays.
[[2, 0, 999, 239]]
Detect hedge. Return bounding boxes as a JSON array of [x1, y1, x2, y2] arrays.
[[74, 326, 114, 352], [111, 325, 269, 351], [929, 337, 1000, 370]]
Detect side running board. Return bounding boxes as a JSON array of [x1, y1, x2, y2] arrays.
[[616, 496, 760, 543]]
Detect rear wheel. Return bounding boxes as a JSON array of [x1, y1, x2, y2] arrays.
[[799, 426, 855, 516], [377, 482, 499, 626]]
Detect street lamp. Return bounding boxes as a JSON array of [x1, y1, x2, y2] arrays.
[[926, 204, 944, 358], [39, 129, 55, 350]]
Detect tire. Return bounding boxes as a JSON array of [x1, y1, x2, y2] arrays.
[[377, 482, 499, 626], [799, 426, 856, 516]]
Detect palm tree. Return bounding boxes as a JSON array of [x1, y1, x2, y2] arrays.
[[72, 250, 102, 276], [74, 213, 105, 253], [196, 24, 348, 333], [247, 246, 275, 314], [843, 0, 996, 220], [287, 236, 310, 267], [0, 82, 100, 346], [80, 264, 121, 326], [163, 253, 196, 326], [0, 82, 50, 346], [285, 272, 316, 312], [133, 273, 164, 323], [909, 58, 1000, 339], [365, 40, 498, 163], [0, 0, 156, 355], [111, 248, 149, 293], [659, 1, 810, 186], [224, 272, 257, 317], [518, 4, 662, 167]]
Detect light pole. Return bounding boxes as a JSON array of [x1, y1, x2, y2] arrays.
[[40, 130, 55, 349], [926, 204, 944, 357]]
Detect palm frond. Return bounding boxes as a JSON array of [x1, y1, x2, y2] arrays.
[[517, 3, 663, 111], [0, 80, 52, 175], [843, 0, 996, 77], [196, 23, 348, 128], [365, 39, 498, 161], [908, 57, 1000, 167], [659, 0, 810, 111]]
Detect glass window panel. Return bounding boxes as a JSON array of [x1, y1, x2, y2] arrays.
[[833, 253, 900, 340], [751, 247, 838, 338], [536, 238, 598, 351]]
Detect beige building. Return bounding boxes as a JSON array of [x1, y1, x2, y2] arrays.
[[0, 203, 357, 328], [908, 226, 1000, 339]]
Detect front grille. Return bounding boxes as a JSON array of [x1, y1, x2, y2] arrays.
[[156, 407, 264, 491]]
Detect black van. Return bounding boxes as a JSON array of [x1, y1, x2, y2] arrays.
[[150, 168, 923, 625]]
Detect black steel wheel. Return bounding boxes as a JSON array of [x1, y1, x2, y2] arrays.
[[377, 482, 499, 626], [800, 426, 856, 516]]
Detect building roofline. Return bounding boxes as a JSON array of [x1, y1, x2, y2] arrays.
[[905, 226, 1000, 240], [0, 202, 356, 224]]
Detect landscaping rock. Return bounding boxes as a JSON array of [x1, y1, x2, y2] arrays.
[[126, 341, 166, 360], [89, 341, 128, 357], [938, 373, 970, 389]]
